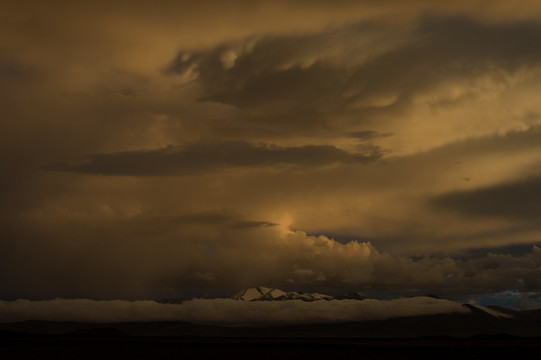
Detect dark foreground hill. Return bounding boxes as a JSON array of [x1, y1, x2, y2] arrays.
[[1, 336, 541, 360], [1, 307, 541, 359], [1, 305, 541, 338]]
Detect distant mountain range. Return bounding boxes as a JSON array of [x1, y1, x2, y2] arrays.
[[230, 286, 366, 301], [1, 288, 541, 339]]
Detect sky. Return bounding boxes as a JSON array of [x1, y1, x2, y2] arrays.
[[2, 0, 541, 305]]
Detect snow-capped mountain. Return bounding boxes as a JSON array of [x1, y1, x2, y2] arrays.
[[231, 287, 341, 301], [335, 291, 367, 300]]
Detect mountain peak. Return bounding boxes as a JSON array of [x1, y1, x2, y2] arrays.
[[231, 287, 289, 301], [231, 287, 335, 301]]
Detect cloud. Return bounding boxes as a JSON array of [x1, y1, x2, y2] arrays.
[[165, 23, 408, 135], [468, 290, 541, 310], [0, 297, 469, 325], [5, 1, 541, 304], [43, 141, 382, 176], [163, 15, 541, 143], [0, 53, 32, 83], [432, 176, 541, 221], [121, 211, 278, 229], [1, 211, 541, 300], [347, 130, 391, 140]]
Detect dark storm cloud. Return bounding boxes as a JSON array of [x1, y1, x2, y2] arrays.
[[343, 16, 541, 114], [0, 55, 30, 80], [167, 31, 347, 107], [0, 209, 278, 300], [230, 220, 277, 229], [157, 211, 233, 224], [43, 141, 382, 176], [419, 16, 541, 65], [347, 130, 390, 140], [134, 211, 277, 229], [166, 25, 403, 135], [166, 15, 541, 136], [433, 176, 541, 221]]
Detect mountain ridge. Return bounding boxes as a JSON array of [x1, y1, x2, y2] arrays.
[[230, 286, 365, 301]]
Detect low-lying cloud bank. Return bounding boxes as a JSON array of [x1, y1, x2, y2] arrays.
[[2, 219, 541, 300], [0, 297, 469, 325]]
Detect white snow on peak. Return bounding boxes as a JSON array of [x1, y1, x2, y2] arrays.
[[231, 287, 276, 301], [239, 288, 264, 301], [231, 287, 334, 301], [311, 293, 333, 300], [269, 288, 287, 299]]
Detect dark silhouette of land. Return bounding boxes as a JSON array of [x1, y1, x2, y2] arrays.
[[2, 306, 541, 359]]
